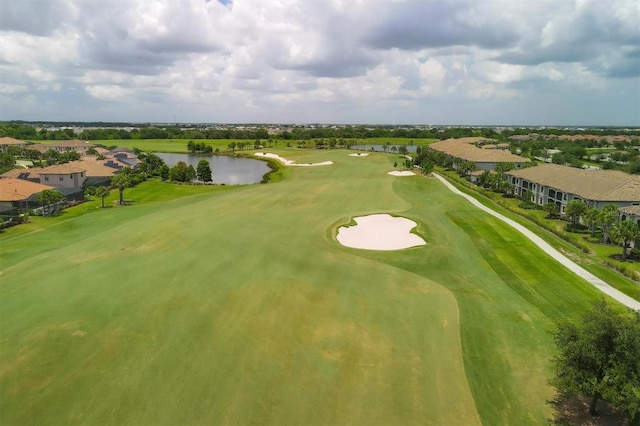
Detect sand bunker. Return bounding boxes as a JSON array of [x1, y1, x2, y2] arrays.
[[337, 214, 426, 250], [254, 152, 333, 166], [349, 153, 369, 157], [388, 171, 416, 176]]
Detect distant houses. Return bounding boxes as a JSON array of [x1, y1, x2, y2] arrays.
[[0, 137, 28, 151], [428, 137, 528, 171], [0, 139, 140, 214]]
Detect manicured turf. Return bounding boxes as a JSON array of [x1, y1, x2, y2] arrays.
[[0, 149, 623, 425]]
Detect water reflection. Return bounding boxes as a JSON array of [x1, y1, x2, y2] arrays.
[[156, 153, 271, 185]]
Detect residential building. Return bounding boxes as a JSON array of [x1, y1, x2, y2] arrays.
[[75, 157, 119, 185], [38, 164, 87, 189], [0, 137, 27, 151], [29, 140, 95, 154], [0, 178, 55, 213], [428, 137, 528, 171], [505, 163, 640, 214]]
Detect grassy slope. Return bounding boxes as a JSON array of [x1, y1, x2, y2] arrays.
[[0, 149, 609, 425]]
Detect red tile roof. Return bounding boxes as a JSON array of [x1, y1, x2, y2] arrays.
[[38, 164, 86, 175], [0, 137, 26, 146], [0, 178, 55, 201]]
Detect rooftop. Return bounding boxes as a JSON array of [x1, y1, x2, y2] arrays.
[[429, 137, 528, 163], [618, 205, 640, 216], [0, 178, 55, 201], [507, 163, 640, 202], [0, 137, 27, 146], [38, 164, 87, 175]]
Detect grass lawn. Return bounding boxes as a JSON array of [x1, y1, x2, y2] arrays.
[[0, 149, 625, 425]]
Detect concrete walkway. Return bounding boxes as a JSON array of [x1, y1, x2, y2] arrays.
[[433, 173, 640, 311]]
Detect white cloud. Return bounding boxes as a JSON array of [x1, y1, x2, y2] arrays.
[[0, 0, 637, 125]]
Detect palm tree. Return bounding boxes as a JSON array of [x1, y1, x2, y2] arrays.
[[111, 171, 132, 205], [95, 186, 111, 208], [565, 199, 587, 229], [599, 205, 619, 244], [610, 220, 640, 261], [583, 208, 600, 238]]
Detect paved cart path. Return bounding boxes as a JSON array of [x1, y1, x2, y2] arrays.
[[433, 173, 640, 311]]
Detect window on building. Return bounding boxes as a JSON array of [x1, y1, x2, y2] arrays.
[[59, 176, 63, 181], [44, 176, 49, 181]]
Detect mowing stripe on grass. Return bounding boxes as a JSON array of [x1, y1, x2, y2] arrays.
[[433, 173, 640, 311]]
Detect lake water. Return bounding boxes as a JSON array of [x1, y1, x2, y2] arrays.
[[351, 144, 419, 153], [156, 153, 271, 185]]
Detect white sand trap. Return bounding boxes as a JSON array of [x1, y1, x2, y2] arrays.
[[388, 170, 416, 176], [349, 153, 369, 157], [337, 214, 426, 250], [254, 152, 333, 166]]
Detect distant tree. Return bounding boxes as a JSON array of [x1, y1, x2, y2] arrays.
[[110, 170, 132, 204], [169, 161, 196, 182], [0, 152, 16, 173], [187, 140, 196, 153], [457, 160, 476, 176], [599, 205, 619, 244], [551, 300, 640, 424], [144, 153, 165, 176], [228, 142, 237, 152], [543, 202, 560, 219], [95, 186, 111, 208], [565, 199, 587, 228], [398, 145, 408, 155], [43, 149, 59, 163], [59, 151, 80, 163], [583, 208, 600, 238], [159, 164, 170, 181], [495, 162, 515, 174], [420, 159, 434, 175], [186, 165, 196, 181], [196, 159, 212, 182], [610, 220, 640, 261], [36, 189, 65, 216]]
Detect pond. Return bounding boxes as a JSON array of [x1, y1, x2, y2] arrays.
[[156, 153, 271, 185], [351, 144, 419, 153]]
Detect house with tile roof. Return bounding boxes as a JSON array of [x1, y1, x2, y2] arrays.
[[0, 178, 56, 213], [0, 137, 28, 151], [505, 163, 640, 214], [47, 139, 95, 152], [75, 157, 119, 185], [428, 137, 528, 172], [38, 164, 87, 189]]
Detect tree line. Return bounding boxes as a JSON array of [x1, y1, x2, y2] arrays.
[[3, 122, 638, 143]]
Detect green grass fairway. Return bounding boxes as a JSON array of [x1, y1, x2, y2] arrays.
[[0, 149, 614, 425]]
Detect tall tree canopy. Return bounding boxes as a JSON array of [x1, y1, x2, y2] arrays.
[[551, 300, 640, 424], [196, 159, 212, 182]]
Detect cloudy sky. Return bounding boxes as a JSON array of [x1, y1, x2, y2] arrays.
[[1, 0, 638, 125]]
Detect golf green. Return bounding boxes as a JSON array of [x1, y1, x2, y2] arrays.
[[0, 150, 609, 425]]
